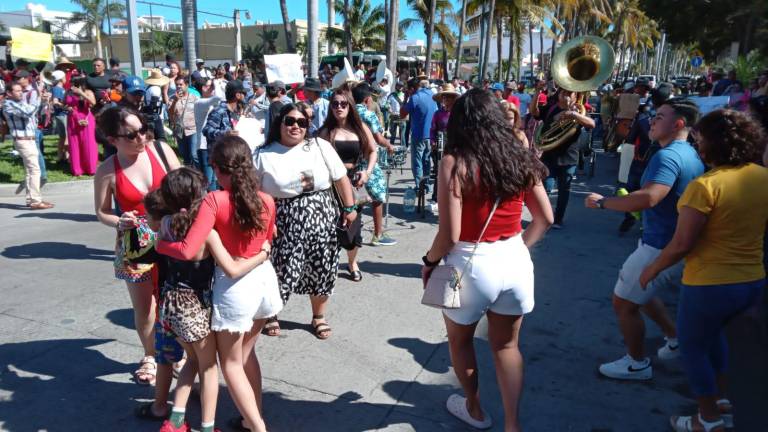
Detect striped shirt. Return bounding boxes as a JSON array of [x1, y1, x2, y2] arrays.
[[3, 98, 40, 139]]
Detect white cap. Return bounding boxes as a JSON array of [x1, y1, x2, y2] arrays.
[[195, 58, 205, 64], [51, 70, 66, 82]]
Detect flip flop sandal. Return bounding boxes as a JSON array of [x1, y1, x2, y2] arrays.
[[172, 354, 187, 379], [134, 355, 157, 386], [227, 415, 251, 432], [134, 402, 167, 421], [263, 316, 281, 337], [311, 314, 332, 340], [670, 414, 725, 432], [348, 267, 363, 282], [445, 394, 492, 430]]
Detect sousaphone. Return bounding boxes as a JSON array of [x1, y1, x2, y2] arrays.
[[535, 36, 615, 152]]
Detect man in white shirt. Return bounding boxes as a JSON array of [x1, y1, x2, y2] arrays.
[[302, 77, 329, 137], [354, 63, 366, 81], [192, 78, 222, 190]]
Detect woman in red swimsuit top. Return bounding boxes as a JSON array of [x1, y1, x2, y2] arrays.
[[93, 106, 180, 386], [421, 89, 553, 430]]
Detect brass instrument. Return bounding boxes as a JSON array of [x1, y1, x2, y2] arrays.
[[535, 36, 615, 152]]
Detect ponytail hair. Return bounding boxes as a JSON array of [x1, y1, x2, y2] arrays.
[[210, 135, 266, 233], [159, 167, 208, 239]]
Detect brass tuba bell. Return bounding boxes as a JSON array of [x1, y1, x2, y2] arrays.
[[535, 36, 615, 153]]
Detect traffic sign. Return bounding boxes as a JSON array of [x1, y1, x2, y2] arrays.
[[691, 56, 703, 68]]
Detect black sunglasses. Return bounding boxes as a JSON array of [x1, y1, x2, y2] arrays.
[[114, 124, 149, 140], [283, 116, 309, 128], [331, 100, 349, 109]]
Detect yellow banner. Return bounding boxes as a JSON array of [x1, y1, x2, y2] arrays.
[[9, 27, 53, 62]]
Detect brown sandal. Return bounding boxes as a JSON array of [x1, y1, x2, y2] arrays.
[[263, 316, 280, 337], [311, 314, 332, 340]]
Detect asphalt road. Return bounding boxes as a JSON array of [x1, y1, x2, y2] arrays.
[[0, 153, 765, 432]]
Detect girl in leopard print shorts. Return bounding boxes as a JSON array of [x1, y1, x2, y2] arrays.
[[146, 167, 273, 432]]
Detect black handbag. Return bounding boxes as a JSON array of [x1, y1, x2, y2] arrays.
[[315, 138, 361, 250]]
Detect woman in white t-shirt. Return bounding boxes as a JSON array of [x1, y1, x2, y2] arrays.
[[213, 66, 228, 100], [254, 103, 358, 339]]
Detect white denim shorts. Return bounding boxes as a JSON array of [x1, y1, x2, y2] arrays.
[[442, 234, 535, 325], [211, 260, 284, 333], [614, 239, 683, 305]]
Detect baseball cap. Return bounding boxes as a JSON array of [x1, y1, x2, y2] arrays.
[[14, 70, 30, 78], [491, 83, 504, 92], [505, 81, 517, 89], [195, 58, 205, 64], [123, 75, 145, 94], [109, 71, 126, 82]]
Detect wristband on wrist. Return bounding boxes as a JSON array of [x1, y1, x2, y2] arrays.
[[422, 253, 440, 267], [597, 198, 606, 209], [342, 205, 356, 213]]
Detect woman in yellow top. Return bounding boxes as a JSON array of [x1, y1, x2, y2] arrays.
[[640, 109, 768, 432]]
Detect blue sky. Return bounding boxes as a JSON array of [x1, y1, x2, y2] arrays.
[[4, 0, 436, 40]]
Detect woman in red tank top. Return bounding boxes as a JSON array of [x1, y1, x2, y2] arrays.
[[421, 89, 553, 431], [93, 106, 180, 388]]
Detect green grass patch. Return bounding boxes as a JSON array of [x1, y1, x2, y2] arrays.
[[1, 134, 178, 184]]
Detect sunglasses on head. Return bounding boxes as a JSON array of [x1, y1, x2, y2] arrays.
[[114, 124, 149, 140], [331, 100, 349, 109], [283, 116, 309, 128]]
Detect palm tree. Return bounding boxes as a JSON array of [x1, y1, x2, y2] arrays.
[[181, 0, 196, 70], [141, 31, 183, 62], [259, 27, 280, 54], [68, 0, 125, 58], [387, 0, 399, 73], [401, 1, 456, 77], [279, 0, 295, 53], [327, 0, 386, 53], [455, 0, 468, 78]]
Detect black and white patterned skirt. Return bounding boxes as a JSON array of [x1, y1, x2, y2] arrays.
[[273, 189, 340, 303]]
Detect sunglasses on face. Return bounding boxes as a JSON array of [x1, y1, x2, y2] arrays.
[[283, 116, 309, 128], [331, 100, 349, 109], [114, 124, 149, 140]]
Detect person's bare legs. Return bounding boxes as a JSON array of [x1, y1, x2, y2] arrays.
[[642, 297, 677, 338], [170, 348, 198, 414], [310, 295, 331, 338], [216, 330, 266, 432], [243, 319, 266, 413], [487, 311, 525, 432], [443, 314, 484, 421], [151, 363, 173, 416], [347, 248, 359, 273], [126, 279, 157, 356], [612, 294, 646, 360], [372, 201, 384, 237], [175, 335, 219, 425]]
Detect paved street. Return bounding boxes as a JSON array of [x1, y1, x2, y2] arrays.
[[0, 153, 766, 432]]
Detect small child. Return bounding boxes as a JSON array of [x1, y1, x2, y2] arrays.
[[144, 167, 271, 432]]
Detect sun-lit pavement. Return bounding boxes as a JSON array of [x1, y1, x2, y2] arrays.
[[0, 152, 765, 431]]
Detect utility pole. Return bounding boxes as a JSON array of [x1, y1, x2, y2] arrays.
[[234, 10, 242, 64], [126, 0, 142, 75], [328, 0, 335, 54], [308, 0, 318, 78]]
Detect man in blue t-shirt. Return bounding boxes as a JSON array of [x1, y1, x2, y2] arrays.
[[584, 99, 705, 381], [400, 78, 437, 190]]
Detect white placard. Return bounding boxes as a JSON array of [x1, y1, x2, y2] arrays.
[[264, 54, 304, 85], [686, 96, 730, 115], [235, 117, 265, 152]]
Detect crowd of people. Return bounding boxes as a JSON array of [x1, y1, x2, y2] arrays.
[[2, 48, 768, 431]]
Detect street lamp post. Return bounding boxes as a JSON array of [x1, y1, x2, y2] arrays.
[[233, 9, 250, 64]]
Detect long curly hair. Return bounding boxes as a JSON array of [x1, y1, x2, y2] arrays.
[[319, 88, 373, 150], [446, 88, 547, 198], [210, 135, 266, 233], [696, 109, 766, 167], [158, 167, 208, 240]]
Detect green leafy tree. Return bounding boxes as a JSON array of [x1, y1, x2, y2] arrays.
[[327, 0, 386, 52], [67, 0, 125, 58], [141, 31, 183, 62]]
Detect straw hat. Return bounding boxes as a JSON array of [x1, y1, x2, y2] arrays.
[[432, 83, 460, 101], [144, 68, 170, 86], [55, 56, 76, 71]]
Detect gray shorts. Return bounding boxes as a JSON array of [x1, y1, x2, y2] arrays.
[[54, 114, 67, 138], [614, 240, 683, 305]]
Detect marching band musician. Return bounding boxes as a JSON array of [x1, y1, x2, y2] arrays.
[[530, 88, 595, 229]]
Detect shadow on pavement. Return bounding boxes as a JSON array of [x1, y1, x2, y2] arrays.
[[359, 261, 422, 279], [1, 242, 113, 261], [388, 337, 450, 374], [15, 212, 98, 223], [105, 308, 136, 331], [0, 203, 30, 210]]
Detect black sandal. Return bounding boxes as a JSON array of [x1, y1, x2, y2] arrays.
[[134, 402, 167, 421], [311, 314, 332, 340], [263, 316, 280, 337], [348, 266, 363, 282]]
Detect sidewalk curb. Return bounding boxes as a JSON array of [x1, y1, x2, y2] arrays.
[[0, 179, 92, 198]]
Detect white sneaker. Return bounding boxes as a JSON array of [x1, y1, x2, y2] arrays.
[[599, 354, 652, 380], [657, 337, 680, 360], [427, 200, 438, 214]]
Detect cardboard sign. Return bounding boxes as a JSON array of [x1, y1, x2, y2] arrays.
[[10, 28, 53, 62], [264, 54, 304, 85], [235, 117, 265, 152]]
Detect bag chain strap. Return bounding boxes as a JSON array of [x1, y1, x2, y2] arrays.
[[456, 198, 501, 283]]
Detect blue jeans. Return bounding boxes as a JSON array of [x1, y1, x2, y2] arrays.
[[178, 134, 199, 166], [411, 138, 431, 190], [543, 162, 576, 224], [197, 148, 217, 191], [36, 129, 47, 180], [677, 279, 764, 396], [389, 116, 405, 145]]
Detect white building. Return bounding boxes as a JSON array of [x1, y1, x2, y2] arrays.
[[0, 3, 84, 57]]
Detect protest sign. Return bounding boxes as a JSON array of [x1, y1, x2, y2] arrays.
[[264, 54, 304, 85], [9, 28, 53, 62]]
